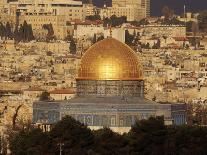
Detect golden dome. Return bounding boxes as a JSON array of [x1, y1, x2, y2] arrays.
[[78, 38, 143, 80]]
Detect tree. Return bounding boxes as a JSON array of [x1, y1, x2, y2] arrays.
[[7, 116, 207, 155], [128, 117, 167, 155], [39, 91, 50, 101], [145, 42, 150, 49], [27, 24, 35, 41], [0, 22, 6, 39], [43, 23, 55, 41], [186, 21, 193, 32], [125, 30, 134, 45], [5, 22, 13, 39], [12, 104, 23, 129], [103, 17, 111, 27], [49, 116, 94, 155], [192, 22, 199, 36], [156, 39, 161, 48], [138, 18, 149, 25], [104, 15, 127, 27], [23, 21, 29, 41], [97, 35, 104, 42], [172, 126, 207, 155], [198, 10, 207, 32], [92, 33, 97, 44], [85, 15, 101, 21], [17, 21, 34, 42], [191, 22, 200, 49], [14, 26, 19, 42], [69, 38, 77, 54], [18, 24, 24, 41], [187, 103, 207, 125], [110, 15, 127, 27], [94, 128, 130, 154], [9, 128, 50, 155]]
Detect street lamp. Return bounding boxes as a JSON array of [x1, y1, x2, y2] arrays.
[[58, 141, 64, 155]]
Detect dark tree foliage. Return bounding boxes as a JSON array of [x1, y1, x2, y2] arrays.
[[172, 126, 207, 155], [43, 23, 55, 41], [186, 21, 193, 32], [136, 18, 150, 26], [92, 33, 97, 43], [16, 21, 34, 42], [152, 39, 161, 49], [198, 10, 207, 32], [128, 117, 167, 155], [0, 21, 34, 42], [161, 17, 185, 25], [0, 22, 6, 39], [92, 34, 104, 44], [8, 116, 207, 155], [110, 15, 127, 27], [85, 15, 101, 21], [49, 116, 94, 155], [5, 22, 13, 39], [97, 35, 104, 42], [69, 38, 77, 54], [39, 91, 50, 101], [13, 26, 19, 42], [125, 30, 134, 45], [9, 128, 50, 155], [93, 128, 130, 155], [104, 15, 127, 27], [27, 24, 35, 41], [21, 21, 35, 42]]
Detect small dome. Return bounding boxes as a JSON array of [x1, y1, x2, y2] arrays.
[[78, 38, 143, 80]]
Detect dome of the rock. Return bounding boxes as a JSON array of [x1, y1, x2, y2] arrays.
[[78, 38, 143, 80]]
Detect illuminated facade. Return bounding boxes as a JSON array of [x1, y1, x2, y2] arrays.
[[107, 0, 150, 20], [100, 5, 145, 22], [33, 38, 186, 134]]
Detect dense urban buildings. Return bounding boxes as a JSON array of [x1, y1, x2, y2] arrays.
[[0, 0, 207, 153]]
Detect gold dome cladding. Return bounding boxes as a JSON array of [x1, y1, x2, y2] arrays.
[[78, 38, 143, 80]]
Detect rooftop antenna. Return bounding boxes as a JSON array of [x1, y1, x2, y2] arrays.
[[184, 5, 187, 27]]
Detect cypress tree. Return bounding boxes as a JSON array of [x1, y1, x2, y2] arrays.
[[0, 22, 6, 39], [14, 26, 19, 43], [92, 34, 96, 44], [18, 24, 24, 42], [69, 38, 76, 54], [27, 24, 34, 41], [5, 22, 13, 39]]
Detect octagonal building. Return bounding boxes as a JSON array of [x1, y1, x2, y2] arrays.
[[33, 38, 186, 133]]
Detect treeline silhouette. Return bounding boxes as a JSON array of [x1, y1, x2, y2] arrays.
[[7, 116, 207, 155], [0, 21, 34, 42]]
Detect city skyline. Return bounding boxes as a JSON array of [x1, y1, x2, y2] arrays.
[[93, 0, 207, 16]]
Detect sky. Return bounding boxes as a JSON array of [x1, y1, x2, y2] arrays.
[[92, 0, 207, 16]]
